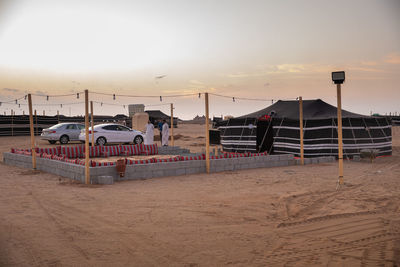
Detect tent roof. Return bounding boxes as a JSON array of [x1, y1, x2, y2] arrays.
[[239, 99, 368, 120]]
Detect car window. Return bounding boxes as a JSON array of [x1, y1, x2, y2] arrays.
[[66, 124, 77, 130], [77, 125, 85, 130], [117, 125, 130, 131], [102, 125, 118, 131], [49, 124, 65, 129]]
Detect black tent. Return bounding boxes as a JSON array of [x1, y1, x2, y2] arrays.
[[218, 99, 392, 158]]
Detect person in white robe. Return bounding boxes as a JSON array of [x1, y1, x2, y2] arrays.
[[161, 119, 169, 146], [144, 120, 154, 145]]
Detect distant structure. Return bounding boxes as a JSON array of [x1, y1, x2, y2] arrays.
[[128, 104, 145, 117]]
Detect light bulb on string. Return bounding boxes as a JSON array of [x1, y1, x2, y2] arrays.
[[15, 99, 17, 104], [113, 94, 116, 100], [160, 96, 162, 102], [233, 97, 235, 102], [24, 95, 27, 100], [46, 95, 49, 101], [198, 93, 201, 98], [77, 93, 79, 99]]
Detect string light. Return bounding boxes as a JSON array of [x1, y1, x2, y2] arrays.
[[233, 97, 235, 102], [18, 104, 21, 108], [15, 99, 17, 104], [60, 104, 63, 108], [24, 95, 27, 100], [47, 95, 49, 101], [77, 93, 79, 99], [160, 96, 162, 102], [113, 94, 116, 100], [198, 93, 201, 98]]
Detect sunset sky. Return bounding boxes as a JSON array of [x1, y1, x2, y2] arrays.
[[0, 0, 399, 119]]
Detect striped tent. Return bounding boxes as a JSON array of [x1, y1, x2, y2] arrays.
[[218, 99, 392, 158]]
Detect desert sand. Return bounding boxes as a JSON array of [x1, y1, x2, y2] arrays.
[[0, 124, 399, 266]]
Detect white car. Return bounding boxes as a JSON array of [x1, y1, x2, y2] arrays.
[[79, 123, 145, 146]]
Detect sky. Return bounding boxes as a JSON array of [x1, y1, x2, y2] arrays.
[[0, 0, 399, 119]]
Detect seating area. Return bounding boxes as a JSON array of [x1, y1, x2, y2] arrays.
[[10, 144, 269, 167]]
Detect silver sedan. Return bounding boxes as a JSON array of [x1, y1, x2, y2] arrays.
[[41, 123, 85, 144]]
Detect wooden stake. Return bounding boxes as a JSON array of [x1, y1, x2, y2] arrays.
[[170, 103, 174, 146], [90, 101, 94, 147], [11, 109, 14, 136], [34, 110, 37, 135], [299, 96, 304, 165], [84, 89, 90, 184], [205, 93, 210, 173], [337, 84, 344, 185], [28, 94, 36, 169]]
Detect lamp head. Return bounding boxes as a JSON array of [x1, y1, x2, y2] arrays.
[[332, 71, 345, 84]]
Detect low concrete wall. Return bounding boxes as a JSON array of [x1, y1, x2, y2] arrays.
[[4, 152, 85, 183], [3, 152, 335, 184]]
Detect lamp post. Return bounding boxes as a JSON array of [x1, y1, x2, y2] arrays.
[[332, 71, 345, 188]]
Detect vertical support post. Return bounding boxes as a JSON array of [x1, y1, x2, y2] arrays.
[[205, 92, 210, 173], [90, 101, 94, 147], [28, 94, 37, 169], [337, 84, 344, 185], [11, 109, 14, 136], [299, 96, 304, 165], [34, 110, 37, 135], [170, 103, 174, 146], [84, 89, 90, 184]]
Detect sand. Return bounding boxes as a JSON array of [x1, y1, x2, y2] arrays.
[[0, 124, 399, 266]]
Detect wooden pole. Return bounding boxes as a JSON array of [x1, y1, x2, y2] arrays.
[[205, 93, 210, 174], [170, 103, 174, 146], [299, 96, 304, 165], [28, 94, 37, 169], [34, 110, 37, 135], [90, 101, 94, 147], [11, 109, 14, 136], [337, 84, 344, 185], [84, 90, 90, 184]]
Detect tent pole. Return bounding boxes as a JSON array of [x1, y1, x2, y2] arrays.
[[28, 94, 37, 169], [205, 93, 210, 174], [299, 96, 304, 165], [90, 101, 94, 147], [85, 90, 90, 184], [337, 84, 344, 186], [170, 103, 174, 146]]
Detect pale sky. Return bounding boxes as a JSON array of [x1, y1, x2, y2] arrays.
[[0, 0, 399, 119]]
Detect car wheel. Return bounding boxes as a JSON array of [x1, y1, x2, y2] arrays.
[[48, 140, 56, 144], [60, 135, 69, 144], [133, 135, 143, 144], [96, 137, 107, 146]]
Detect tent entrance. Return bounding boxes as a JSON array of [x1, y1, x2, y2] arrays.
[[256, 120, 274, 153]]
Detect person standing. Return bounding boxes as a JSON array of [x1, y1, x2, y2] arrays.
[[144, 120, 154, 145], [161, 119, 169, 146], [157, 120, 163, 145]]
